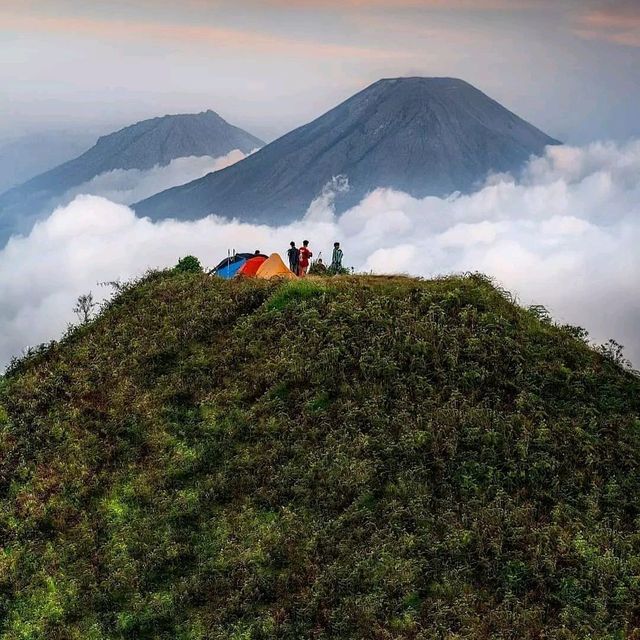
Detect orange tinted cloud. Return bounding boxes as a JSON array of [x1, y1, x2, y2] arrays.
[[0, 13, 411, 60], [197, 0, 540, 8], [0, 0, 550, 10], [575, 4, 640, 47], [307, 0, 528, 6]]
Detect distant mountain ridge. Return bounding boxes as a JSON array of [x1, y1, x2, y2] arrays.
[[134, 78, 561, 224], [0, 110, 264, 243]]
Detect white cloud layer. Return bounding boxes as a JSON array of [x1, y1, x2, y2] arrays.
[[1, 140, 639, 369], [62, 149, 248, 205]]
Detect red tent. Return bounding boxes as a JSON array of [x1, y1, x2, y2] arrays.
[[237, 255, 268, 277]]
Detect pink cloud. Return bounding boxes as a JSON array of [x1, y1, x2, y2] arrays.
[[575, 3, 640, 47], [251, 0, 539, 7], [0, 12, 412, 60]]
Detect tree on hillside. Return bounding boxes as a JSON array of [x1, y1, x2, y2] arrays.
[[73, 292, 97, 324]]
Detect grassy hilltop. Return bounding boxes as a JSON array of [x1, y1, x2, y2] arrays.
[[1, 271, 639, 639]]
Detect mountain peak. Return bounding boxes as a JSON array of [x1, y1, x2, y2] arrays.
[[0, 111, 265, 244], [96, 110, 258, 152], [375, 76, 468, 85], [135, 77, 560, 225], [360, 77, 476, 96]]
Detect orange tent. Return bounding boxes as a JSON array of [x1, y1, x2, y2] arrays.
[[237, 255, 267, 276], [255, 253, 297, 279]]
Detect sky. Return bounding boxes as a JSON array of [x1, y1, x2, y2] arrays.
[[2, 0, 640, 143]]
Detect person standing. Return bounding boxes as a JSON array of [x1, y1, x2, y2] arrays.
[[331, 242, 344, 271], [287, 241, 299, 274], [298, 240, 313, 277]]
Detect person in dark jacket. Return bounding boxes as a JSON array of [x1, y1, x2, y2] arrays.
[[287, 241, 299, 274]]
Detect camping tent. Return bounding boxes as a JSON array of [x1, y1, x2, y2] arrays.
[[213, 252, 269, 279], [213, 253, 253, 273], [255, 253, 297, 279], [216, 258, 247, 279], [238, 255, 268, 277]]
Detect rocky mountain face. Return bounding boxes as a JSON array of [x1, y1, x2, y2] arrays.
[[134, 78, 560, 224]]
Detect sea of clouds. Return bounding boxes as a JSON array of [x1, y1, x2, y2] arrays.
[[62, 149, 249, 206], [1, 140, 639, 369]]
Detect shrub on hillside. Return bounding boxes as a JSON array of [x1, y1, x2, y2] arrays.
[[174, 255, 202, 274], [1, 274, 639, 639], [308, 261, 351, 276]]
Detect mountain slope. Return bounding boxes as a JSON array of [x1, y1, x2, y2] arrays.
[[1, 272, 639, 639], [134, 78, 560, 224], [0, 111, 264, 242]]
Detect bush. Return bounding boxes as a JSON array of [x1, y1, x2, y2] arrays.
[[174, 255, 202, 274], [327, 264, 351, 276], [308, 262, 351, 276], [1, 273, 639, 639]]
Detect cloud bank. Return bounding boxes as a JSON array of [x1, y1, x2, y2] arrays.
[[1, 140, 639, 369], [576, 2, 640, 48], [63, 149, 248, 206]]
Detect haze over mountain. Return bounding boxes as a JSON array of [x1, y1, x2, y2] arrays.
[[0, 111, 264, 243], [0, 130, 97, 193], [134, 78, 561, 225]]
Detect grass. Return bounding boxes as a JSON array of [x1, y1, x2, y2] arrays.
[[265, 278, 328, 311], [0, 270, 639, 639]]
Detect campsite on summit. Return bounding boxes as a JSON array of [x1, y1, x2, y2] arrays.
[[2, 1, 640, 638]]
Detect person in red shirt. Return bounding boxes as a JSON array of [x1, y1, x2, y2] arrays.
[[298, 240, 313, 277]]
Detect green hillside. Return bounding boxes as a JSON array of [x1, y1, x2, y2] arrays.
[[1, 272, 639, 639]]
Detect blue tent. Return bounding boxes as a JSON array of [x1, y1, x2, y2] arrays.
[[216, 258, 247, 279], [213, 253, 254, 273]]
